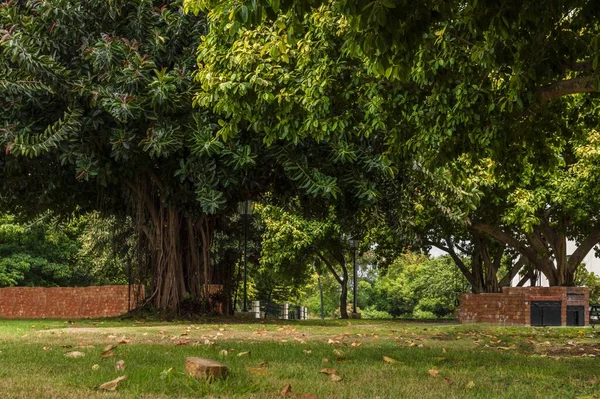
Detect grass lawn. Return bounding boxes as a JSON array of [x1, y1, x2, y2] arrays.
[[0, 318, 599, 398]]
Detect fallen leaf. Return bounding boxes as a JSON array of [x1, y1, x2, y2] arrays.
[[220, 349, 229, 356], [442, 348, 447, 353], [332, 349, 344, 356], [322, 358, 329, 363], [418, 344, 424, 348], [97, 375, 127, 391], [117, 336, 131, 344], [280, 383, 292, 395], [383, 356, 397, 364], [319, 368, 337, 375], [237, 351, 251, 357], [115, 360, 126, 372], [100, 350, 115, 358], [444, 377, 452, 385], [101, 344, 118, 355], [330, 374, 343, 382], [351, 341, 362, 347], [497, 346, 516, 350], [428, 368, 439, 377], [466, 380, 475, 389], [92, 364, 100, 371], [64, 351, 86, 358], [303, 350, 312, 355], [258, 361, 269, 367], [43, 346, 52, 351]]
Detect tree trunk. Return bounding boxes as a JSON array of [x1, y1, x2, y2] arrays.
[[339, 277, 349, 319], [126, 172, 214, 314]]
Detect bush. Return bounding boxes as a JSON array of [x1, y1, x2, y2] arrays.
[[412, 309, 437, 319], [361, 306, 393, 319]]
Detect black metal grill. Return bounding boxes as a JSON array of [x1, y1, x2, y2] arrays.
[[530, 301, 561, 326]]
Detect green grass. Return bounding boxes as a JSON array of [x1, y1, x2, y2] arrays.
[[0, 318, 599, 398]]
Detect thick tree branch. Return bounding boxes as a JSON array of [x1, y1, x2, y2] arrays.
[[498, 256, 525, 287], [568, 230, 600, 273], [315, 251, 342, 284], [540, 76, 596, 102], [471, 222, 557, 283], [442, 238, 476, 285]]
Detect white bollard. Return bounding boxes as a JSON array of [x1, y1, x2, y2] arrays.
[[282, 303, 289, 320], [252, 301, 261, 319], [302, 307, 308, 320]]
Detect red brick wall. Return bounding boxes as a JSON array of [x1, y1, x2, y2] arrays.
[[457, 293, 530, 325], [0, 285, 138, 319], [458, 287, 590, 326]]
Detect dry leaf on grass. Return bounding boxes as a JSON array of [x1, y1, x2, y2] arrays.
[[117, 336, 131, 344], [43, 346, 52, 351], [332, 349, 344, 356], [102, 344, 117, 354], [97, 375, 127, 391], [442, 348, 447, 353], [383, 356, 397, 364], [219, 350, 228, 356], [237, 351, 251, 357], [330, 374, 343, 382], [64, 351, 85, 358], [466, 380, 475, 389], [280, 384, 292, 395], [303, 350, 312, 355], [428, 368, 439, 377], [322, 358, 329, 363], [115, 360, 126, 372], [444, 377, 452, 385], [258, 361, 269, 367], [92, 364, 100, 371], [319, 368, 337, 375], [351, 341, 362, 347], [100, 350, 115, 358]]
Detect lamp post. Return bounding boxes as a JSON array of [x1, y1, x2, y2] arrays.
[[349, 237, 359, 315], [238, 200, 254, 312]]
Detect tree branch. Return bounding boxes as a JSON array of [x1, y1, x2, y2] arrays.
[[315, 251, 342, 284], [568, 230, 600, 272], [498, 256, 525, 287], [540, 76, 596, 102]]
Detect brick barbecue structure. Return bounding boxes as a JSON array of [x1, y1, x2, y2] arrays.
[[457, 286, 589, 326], [0, 285, 141, 319]]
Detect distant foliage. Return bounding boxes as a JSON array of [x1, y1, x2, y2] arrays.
[[0, 213, 128, 287]]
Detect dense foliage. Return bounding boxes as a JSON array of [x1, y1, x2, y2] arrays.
[[0, 213, 128, 287]]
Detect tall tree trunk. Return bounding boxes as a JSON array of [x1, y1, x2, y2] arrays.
[[125, 172, 215, 314], [340, 261, 349, 319]]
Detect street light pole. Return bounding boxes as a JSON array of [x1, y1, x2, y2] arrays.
[[352, 245, 357, 314]]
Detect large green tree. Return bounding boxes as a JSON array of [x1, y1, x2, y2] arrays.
[[191, 0, 600, 288], [0, 0, 253, 311]]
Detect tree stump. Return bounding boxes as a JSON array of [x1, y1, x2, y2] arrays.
[[185, 357, 228, 381]]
